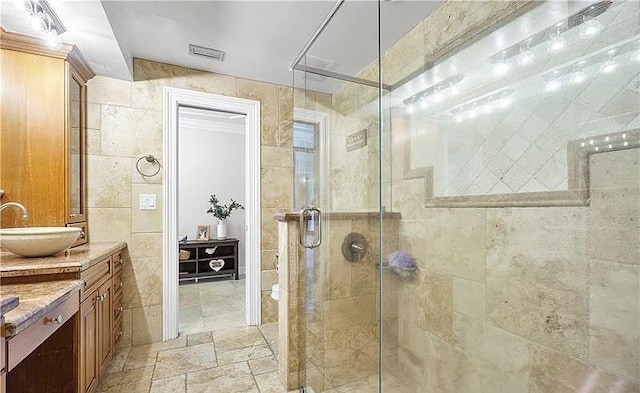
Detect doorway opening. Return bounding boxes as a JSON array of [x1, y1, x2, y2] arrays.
[[177, 106, 247, 335], [163, 87, 261, 340]]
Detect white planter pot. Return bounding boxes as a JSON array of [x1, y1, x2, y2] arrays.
[[217, 220, 227, 239]]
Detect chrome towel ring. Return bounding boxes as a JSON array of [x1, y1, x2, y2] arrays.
[[135, 155, 162, 178]]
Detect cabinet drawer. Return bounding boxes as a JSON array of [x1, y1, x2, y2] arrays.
[[7, 291, 79, 371], [112, 271, 123, 296], [113, 318, 123, 345], [67, 222, 88, 247], [81, 256, 111, 302], [112, 292, 124, 321], [112, 251, 124, 274]]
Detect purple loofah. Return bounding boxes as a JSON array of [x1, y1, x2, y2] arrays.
[[388, 251, 416, 269]]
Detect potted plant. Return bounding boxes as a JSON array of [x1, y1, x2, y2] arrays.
[[207, 194, 244, 239]]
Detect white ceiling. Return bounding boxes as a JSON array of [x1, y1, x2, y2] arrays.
[[0, 0, 442, 91], [0, 0, 131, 80]]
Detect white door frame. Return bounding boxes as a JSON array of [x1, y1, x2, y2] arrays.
[[162, 87, 261, 340]]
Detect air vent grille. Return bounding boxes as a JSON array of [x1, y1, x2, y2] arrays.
[[189, 44, 225, 61], [303, 55, 335, 82]]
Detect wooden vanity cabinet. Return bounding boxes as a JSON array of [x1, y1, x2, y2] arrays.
[[97, 280, 113, 377], [79, 292, 99, 393], [1, 316, 5, 393], [0, 29, 93, 244], [78, 254, 117, 393], [112, 252, 124, 348]]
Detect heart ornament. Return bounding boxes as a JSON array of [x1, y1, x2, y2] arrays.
[[209, 259, 225, 272]]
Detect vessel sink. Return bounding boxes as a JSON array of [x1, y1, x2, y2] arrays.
[[0, 227, 82, 257]]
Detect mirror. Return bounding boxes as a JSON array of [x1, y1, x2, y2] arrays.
[[69, 77, 82, 217]]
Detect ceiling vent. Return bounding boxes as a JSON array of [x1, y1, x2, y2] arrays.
[[303, 55, 336, 82], [189, 44, 225, 61]]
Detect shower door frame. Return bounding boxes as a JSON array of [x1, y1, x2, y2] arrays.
[[291, 0, 388, 390]]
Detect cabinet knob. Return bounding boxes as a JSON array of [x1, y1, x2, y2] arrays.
[[117, 282, 123, 289], [115, 258, 123, 266], [47, 315, 63, 324], [79, 231, 85, 239]]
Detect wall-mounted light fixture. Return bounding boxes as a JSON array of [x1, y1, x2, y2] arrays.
[[14, 0, 66, 49], [450, 90, 513, 123], [403, 74, 464, 114], [487, 1, 614, 75], [540, 39, 639, 93]]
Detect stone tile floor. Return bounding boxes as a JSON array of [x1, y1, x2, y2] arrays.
[[179, 278, 246, 335], [98, 323, 282, 393]]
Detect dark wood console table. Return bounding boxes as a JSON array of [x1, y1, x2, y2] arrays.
[[178, 238, 239, 283]]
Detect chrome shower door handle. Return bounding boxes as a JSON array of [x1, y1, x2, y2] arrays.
[[299, 206, 321, 249]]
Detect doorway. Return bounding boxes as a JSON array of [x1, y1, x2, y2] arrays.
[[177, 106, 247, 335], [163, 87, 261, 340]]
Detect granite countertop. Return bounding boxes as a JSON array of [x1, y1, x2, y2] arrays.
[[0, 241, 126, 277], [1, 279, 83, 337], [0, 296, 19, 317]]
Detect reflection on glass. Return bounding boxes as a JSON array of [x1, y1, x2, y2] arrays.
[[393, 1, 640, 198], [70, 78, 81, 216], [293, 121, 317, 209]]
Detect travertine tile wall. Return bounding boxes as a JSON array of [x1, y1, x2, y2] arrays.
[[377, 1, 639, 391], [390, 148, 639, 392], [86, 58, 294, 346]]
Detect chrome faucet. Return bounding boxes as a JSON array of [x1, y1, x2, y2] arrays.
[[0, 202, 29, 219]]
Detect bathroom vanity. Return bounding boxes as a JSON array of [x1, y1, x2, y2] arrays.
[[0, 242, 127, 393]]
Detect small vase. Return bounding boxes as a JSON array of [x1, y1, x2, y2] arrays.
[[217, 220, 227, 239]]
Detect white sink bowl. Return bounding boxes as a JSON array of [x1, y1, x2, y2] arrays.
[[0, 227, 82, 257]]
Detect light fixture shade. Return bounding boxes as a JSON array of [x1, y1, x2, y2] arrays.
[[30, 12, 45, 33], [493, 61, 511, 76], [600, 60, 617, 74], [45, 29, 61, 49], [569, 71, 587, 85], [547, 35, 566, 52], [579, 18, 602, 38], [545, 80, 562, 92], [15, 0, 66, 50], [517, 49, 535, 66]]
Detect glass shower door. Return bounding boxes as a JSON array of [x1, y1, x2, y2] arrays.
[[291, 1, 388, 391]]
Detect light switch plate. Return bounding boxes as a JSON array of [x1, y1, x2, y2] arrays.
[[140, 194, 156, 210]]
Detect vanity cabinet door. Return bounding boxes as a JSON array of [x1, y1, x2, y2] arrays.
[[67, 72, 87, 226], [1, 316, 5, 393], [97, 280, 113, 377], [79, 293, 99, 393]]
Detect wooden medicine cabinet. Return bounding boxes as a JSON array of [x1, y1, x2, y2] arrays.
[[0, 29, 94, 245]]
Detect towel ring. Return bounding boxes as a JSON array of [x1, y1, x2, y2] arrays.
[[136, 155, 162, 178]]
